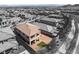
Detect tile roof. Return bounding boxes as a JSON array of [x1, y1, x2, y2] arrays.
[[16, 23, 40, 37]]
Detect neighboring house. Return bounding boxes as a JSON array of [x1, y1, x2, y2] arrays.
[[0, 17, 22, 27], [8, 17, 21, 25], [0, 27, 26, 54], [40, 17, 63, 23], [48, 14, 63, 19], [32, 22, 59, 37], [0, 27, 17, 54], [36, 17, 63, 26], [0, 27, 15, 37], [0, 19, 9, 27]]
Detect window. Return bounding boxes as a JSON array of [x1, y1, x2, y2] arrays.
[[36, 39, 39, 41], [31, 35, 35, 38], [56, 44, 59, 46], [36, 33, 39, 36], [31, 40, 35, 45], [56, 41, 59, 43]]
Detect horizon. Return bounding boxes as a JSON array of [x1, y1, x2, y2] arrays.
[[0, 4, 64, 6]]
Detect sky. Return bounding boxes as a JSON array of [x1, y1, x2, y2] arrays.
[[0, 0, 78, 5]]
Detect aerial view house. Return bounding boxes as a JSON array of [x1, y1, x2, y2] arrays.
[[14, 23, 53, 53]]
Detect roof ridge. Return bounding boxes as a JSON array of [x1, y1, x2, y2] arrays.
[[26, 24, 31, 36]]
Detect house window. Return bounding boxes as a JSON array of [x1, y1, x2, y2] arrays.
[[36, 39, 39, 41], [31, 35, 35, 38], [31, 40, 35, 45], [36, 33, 39, 36]]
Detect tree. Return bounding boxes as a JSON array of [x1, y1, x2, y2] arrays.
[[0, 18, 2, 25]]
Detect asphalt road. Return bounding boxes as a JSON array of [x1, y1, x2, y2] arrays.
[[66, 15, 79, 54]]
